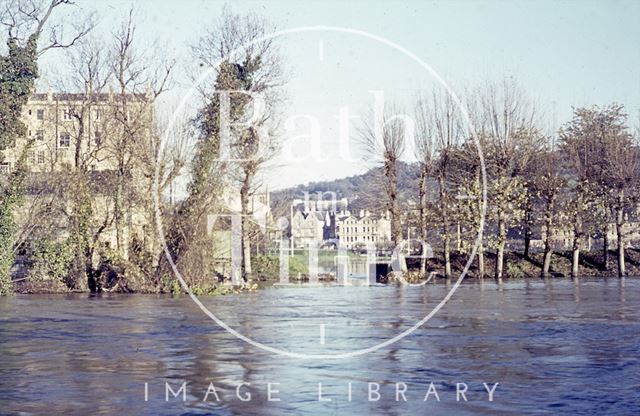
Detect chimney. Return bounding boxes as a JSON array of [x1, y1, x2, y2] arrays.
[[359, 209, 364, 218]]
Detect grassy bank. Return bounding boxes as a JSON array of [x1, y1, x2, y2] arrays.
[[12, 247, 639, 294]]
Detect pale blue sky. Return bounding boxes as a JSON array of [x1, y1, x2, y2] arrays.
[[40, 0, 640, 189]]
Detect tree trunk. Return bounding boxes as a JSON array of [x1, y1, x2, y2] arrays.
[[385, 157, 405, 272], [385, 158, 401, 244], [542, 245, 552, 278], [114, 180, 124, 257], [603, 227, 609, 269], [616, 189, 626, 278], [523, 203, 532, 259], [443, 237, 451, 280], [70, 174, 92, 292], [240, 174, 252, 280], [541, 199, 554, 278], [495, 214, 506, 282], [478, 241, 485, 279], [571, 213, 582, 279], [72, 245, 89, 291], [438, 176, 451, 280], [419, 168, 428, 276]]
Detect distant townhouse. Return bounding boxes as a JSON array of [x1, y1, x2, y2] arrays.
[[290, 196, 347, 248], [336, 210, 391, 249], [291, 210, 327, 248]]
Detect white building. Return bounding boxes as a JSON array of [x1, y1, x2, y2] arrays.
[[336, 210, 391, 249], [291, 210, 328, 249]]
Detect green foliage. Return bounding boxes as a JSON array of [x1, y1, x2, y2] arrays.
[[252, 253, 309, 277], [0, 37, 40, 295], [0, 38, 38, 150], [67, 176, 93, 290], [28, 240, 74, 283], [506, 262, 525, 279], [456, 176, 484, 255], [486, 176, 527, 250]]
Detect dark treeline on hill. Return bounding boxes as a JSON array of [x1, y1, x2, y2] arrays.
[[270, 161, 423, 217]]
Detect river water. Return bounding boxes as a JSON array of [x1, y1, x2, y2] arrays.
[[1, 278, 639, 415]]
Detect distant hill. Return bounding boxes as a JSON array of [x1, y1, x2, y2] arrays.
[[270, 161, 423, 219]]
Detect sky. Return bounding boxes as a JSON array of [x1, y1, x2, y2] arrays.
[[38, 0, 640, 190]]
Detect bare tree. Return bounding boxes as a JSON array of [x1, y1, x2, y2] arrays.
[[414, 87, 463, 279], [529, 134, 565, 277], [596, 104, 636, 277], [192, 7, 284, 280], [413, 96, 435, 276], [105, 9, 174, 261], [560, 106, 614, 278], [0, 0, 94, 55], [449, 137, 486, 278], [360, 101, 410, 272], [0, 0, 94, 294], [472, 78, 542, 281]]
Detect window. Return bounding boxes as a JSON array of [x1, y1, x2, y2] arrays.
[[63, 109, 72, 120], [36, 130, 44, 141], [95, 109, 101, 120], [0, 162, 10, 174], [27, 151, 35, 164], [94, 131, 102, 147], [28, 109, 32, 115], [59, 132, 70, 148], [37, 151, 45, 164], [36, 109, 44, 120]]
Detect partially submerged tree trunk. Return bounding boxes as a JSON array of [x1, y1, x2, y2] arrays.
[[385, 155, 406, 272], [541, 198, 555, 278], [240, 173, 252, 280], [523, 206, 532, 259], [603, 226, 609, 269], [439, 176, 451, 280], [418, 168, 428, 276], [495, 213, 506, 282], [477, 241, 485, 279], [615, 189, 626, 277], [571, 210, 582, 279]]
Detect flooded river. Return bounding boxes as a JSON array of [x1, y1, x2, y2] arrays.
[[1, 278, 639, 415]]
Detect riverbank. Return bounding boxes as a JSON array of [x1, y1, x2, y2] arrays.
[[426, 248, 640, 280], [10, 247, 640, 294]]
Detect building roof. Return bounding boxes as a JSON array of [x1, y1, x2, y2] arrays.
[[29, 92, 150, 103]]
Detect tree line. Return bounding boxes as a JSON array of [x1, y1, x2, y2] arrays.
[[362, 79, 639, 281], [0, 2, 637, 295]]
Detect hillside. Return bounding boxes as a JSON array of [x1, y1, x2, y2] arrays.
[[270, 161, 423, 218]]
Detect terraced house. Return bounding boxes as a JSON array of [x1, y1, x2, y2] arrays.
[[336, 210, 391, 249], [3, 89, 156, 268]]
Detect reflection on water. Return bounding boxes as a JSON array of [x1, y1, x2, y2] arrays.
[[1, 279, 639, 415]]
